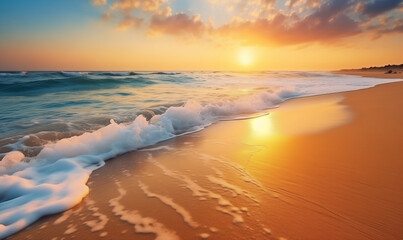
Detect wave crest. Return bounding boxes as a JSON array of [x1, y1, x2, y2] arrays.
[[0, 86, 297, 238]]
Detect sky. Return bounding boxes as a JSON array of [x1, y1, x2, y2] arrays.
[[0, 0, 402, 71]]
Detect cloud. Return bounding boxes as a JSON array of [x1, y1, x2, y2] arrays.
[[378, 18, 403, 34], [149, 13, 206, 36], [150, 0, 361, 45], [107, 0, 168, 31], [117, 16, 144, 30], [216, 5, 361, 46], [101, 12, 114, 21], [111, 0, 167, 13], [358, 0, 403, 17], [95, 0, 403, 46], [92, 0, 107, 6]]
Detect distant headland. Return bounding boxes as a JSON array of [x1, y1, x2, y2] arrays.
[[336, 64, 403, 79]]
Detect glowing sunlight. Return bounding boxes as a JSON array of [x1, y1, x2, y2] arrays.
[[250, 115, 273, 137], [238, 48, 254, 67]]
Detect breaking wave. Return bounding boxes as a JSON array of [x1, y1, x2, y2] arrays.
[[0, 86, 297, 238]]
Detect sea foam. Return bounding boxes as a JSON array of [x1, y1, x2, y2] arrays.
[[0, 87, 294, 238], [60, 71, 89, 77]]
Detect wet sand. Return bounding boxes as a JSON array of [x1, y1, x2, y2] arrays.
[[9, 82, 403, 240]]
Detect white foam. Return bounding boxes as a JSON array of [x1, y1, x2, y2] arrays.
[[263, 227, 271, 235], [54, 209, 73, 225], [0, 116, 176, 238], [207, 175, 259, 203], [109, 181, 179, 240], [64, 224, 77, 234], [199, 233, 210, 239], [104, 71, 131, 76], [0, 151, 25, 173], [208, 175, 244, 197], [84, 199, 109, 232], [61, 71, 89, 77], [139, 146, 175, 151], [216, 206, 244, 224], [200, 154, 266, 191], [0, 72, 26, 77], [138, 181, 199, 228], [36, 117, 174, 163], [150, 160, 245, 224], [0, 159, 90, 239], [39, 223, 48, 229]]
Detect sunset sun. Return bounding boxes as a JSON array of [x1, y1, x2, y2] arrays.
[[238, 48, 255, 67]]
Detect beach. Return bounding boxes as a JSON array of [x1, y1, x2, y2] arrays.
[[7, 80, 403, 240], [336, 69, 403, 79]]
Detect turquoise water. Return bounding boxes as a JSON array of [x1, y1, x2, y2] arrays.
[[0, 71, 399, 158]]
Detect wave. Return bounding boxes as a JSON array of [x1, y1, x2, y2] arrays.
[[94, 71, 180, 76], [60, 71, 89, 77], [0, 86, 297, 238], [0, 71, 180, 77], [0, 71, 27, 77], [92, 72, 159, 76], [151, 72, 180, 75], [0, 76, 154, 96], [95, 72, 132, 76], [0, 71, 189, 96]]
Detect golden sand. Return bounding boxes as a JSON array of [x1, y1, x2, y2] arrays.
[[10, 82, 403, 240]]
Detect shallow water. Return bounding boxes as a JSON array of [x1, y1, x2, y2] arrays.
[[0, 71, 398, 157]]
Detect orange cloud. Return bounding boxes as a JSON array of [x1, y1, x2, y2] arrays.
[[111, 0, 167, 13], [95, 0, 403, 46], [217, 12, 360, 46], [92, 0, 107, 6], [149, 13, 206, 37], [117, 16, 144, 30]]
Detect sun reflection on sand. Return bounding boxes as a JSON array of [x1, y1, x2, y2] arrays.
[[250, 115, 274, 137], [249, 95, 351, 140]]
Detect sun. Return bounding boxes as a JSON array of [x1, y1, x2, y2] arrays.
[[238, 48, 254, 67]]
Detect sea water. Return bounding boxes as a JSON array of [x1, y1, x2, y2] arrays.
[[0, 71, 399, 238]]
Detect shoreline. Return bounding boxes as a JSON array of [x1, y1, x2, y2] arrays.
[[8, 80, 403, 240], [334, 69, 403, 79]]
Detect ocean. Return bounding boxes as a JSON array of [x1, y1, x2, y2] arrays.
[[0, 71, 399, 238]]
